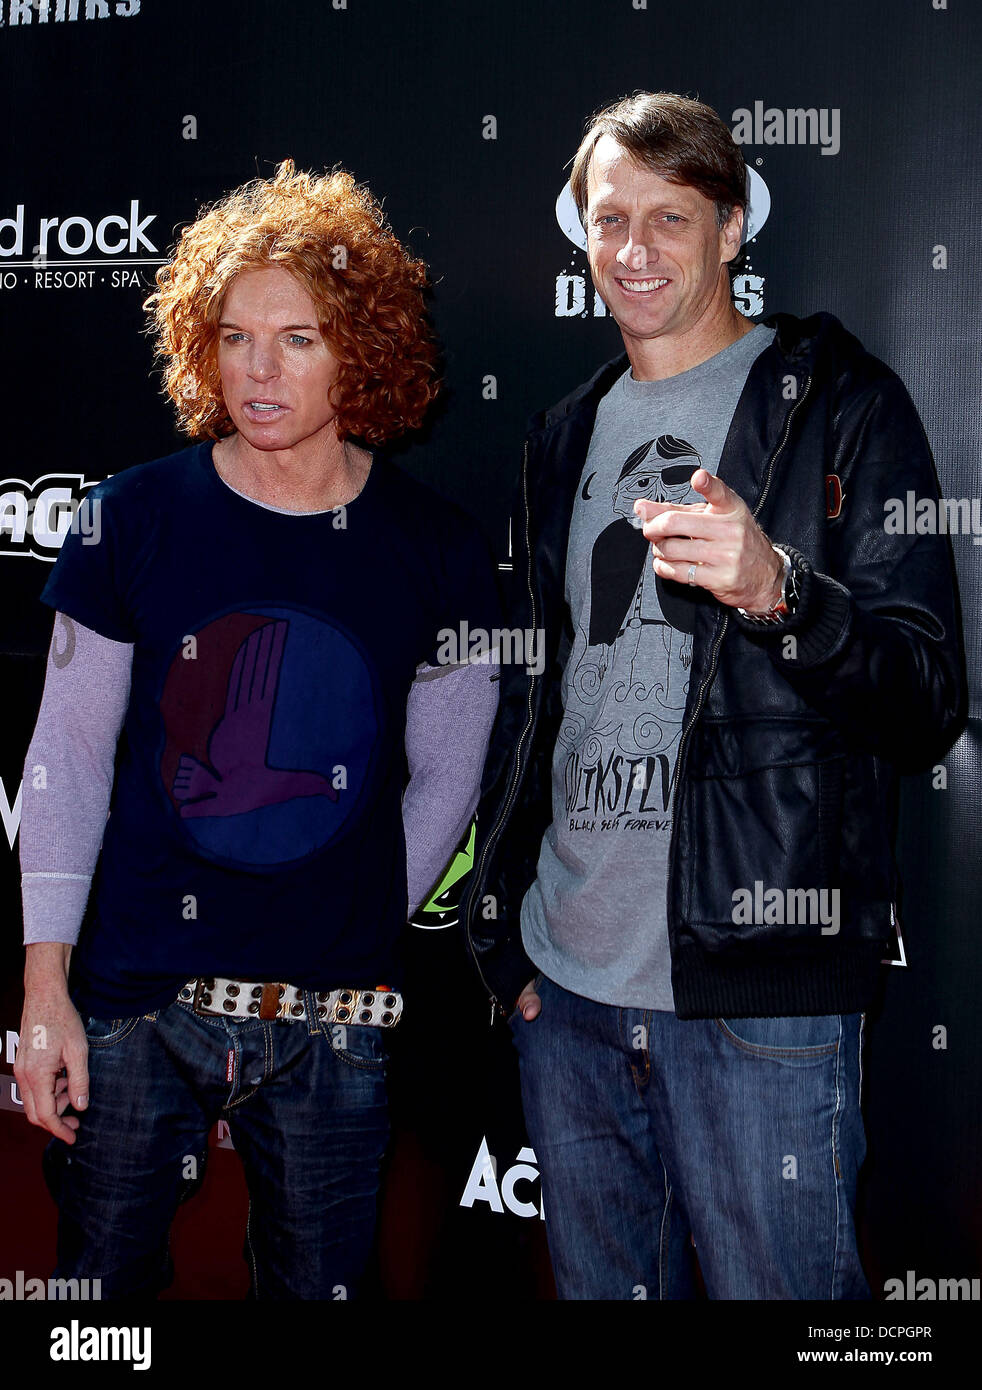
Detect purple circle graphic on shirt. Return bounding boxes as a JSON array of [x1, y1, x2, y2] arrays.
[[158, 606, 377, 867]]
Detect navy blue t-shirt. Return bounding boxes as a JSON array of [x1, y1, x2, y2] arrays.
[[42, 442, 499, 1017]]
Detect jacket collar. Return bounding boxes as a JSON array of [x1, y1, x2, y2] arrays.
[[526, 311, 854, 441]]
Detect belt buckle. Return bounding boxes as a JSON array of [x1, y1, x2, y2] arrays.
[[191, 978, 215, 1016]]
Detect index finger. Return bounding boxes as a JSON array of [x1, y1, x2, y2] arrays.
[[634, 499, 710, 517], [640, 510, 732, 543], [633, 501, 709, 530]]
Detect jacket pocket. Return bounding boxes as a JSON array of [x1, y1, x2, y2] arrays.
[[683, 756, 844, 949]]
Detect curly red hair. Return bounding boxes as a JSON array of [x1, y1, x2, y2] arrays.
[[144, 159, 439, 445]]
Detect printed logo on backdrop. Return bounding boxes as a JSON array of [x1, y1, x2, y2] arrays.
[[0, 475, 101, 560], [0, 2, 142, 27], [553, 167, 769, 321], [409, 822, 475, 930], [0, 197, 163, 292], [460, 1137, 545, 1220]]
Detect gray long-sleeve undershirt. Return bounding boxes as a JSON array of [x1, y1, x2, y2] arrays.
[[21, 613, 498, 944]]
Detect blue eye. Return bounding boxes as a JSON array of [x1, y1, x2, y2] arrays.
[[288, 334, 311, 346]]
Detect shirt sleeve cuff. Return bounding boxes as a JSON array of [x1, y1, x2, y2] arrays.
[[21, 873, 91, 946]]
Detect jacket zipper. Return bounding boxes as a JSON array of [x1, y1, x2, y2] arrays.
[[666, 373, 813, 917], [751, 375, 812, 524], [466, 440, 538, 1023]]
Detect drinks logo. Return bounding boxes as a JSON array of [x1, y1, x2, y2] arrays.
[[0, 2, 141, 28]]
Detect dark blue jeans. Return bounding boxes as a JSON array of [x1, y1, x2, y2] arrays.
[[45, 996, 390, 1299], [510, 972, 869, 1300]]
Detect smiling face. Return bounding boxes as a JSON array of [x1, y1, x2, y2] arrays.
[[216, 266, 342, 455], [585, 134, 744, 356]]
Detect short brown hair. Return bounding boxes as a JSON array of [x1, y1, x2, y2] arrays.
[[570, 91, 747, 231], [145, 160, 439, 446]]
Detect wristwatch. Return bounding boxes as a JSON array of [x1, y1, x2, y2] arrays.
[[737, 545, 800, 626]]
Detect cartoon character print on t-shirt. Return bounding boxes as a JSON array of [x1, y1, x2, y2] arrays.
[[158, 606, 378, 868], [560, 435, 711, 824]]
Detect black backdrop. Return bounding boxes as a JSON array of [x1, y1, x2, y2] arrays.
[[1, 0, 980, 1311]]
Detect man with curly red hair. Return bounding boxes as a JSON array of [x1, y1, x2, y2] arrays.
[[15, 161, 500, 1300]]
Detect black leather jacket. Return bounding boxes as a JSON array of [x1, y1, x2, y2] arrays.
[[464, 312, 966, 1020]]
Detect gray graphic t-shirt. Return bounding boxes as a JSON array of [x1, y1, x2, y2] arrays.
[[521, 324, 776, 1009]]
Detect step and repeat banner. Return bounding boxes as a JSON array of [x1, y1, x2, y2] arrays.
[[1, 0, 979, 1305]]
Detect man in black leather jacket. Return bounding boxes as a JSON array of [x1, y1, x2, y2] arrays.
[[464, 92, 965, 1300]]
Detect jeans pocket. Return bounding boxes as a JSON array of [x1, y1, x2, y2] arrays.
[[327, 1021, 388, 1071], [715, 1014, 841, 1062], [83, 1015, 143, 1049], [508, 971, 545, 1027]]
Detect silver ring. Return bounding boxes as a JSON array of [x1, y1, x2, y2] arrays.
[[687, 564, 698, 586]]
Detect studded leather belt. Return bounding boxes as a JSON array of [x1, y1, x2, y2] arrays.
[[178, 977, 403, 1027]]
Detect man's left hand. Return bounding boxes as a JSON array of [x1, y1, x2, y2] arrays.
[[635, 468, 783, 613]]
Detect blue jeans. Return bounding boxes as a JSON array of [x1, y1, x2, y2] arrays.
[[45, 996, 390, 1299], [510, 972, 869, 1300]]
